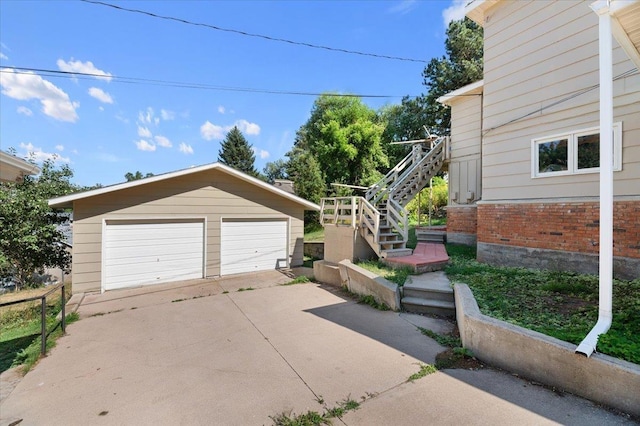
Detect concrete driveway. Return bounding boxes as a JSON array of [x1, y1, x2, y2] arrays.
[[0, 271, 635, 425]]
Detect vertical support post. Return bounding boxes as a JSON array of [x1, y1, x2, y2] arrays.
[[41, 297, 47, 356], [61, 284, 66, 333], [351, 197, 357, 228]]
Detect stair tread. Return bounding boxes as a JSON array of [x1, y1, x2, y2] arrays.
[[401, 297, 455, 309]]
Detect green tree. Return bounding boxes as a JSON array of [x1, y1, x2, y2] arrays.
[[125, 171, 154, 181], [262, 159, 288, 183], [0, 159, 75, 290], [295, 94, 387, 189], [285, 147, 325, 222], [218, 126, 258, 177], [421, 17, 483, 135], [378, 96, 431, 167], [405, 176, 448, 221]]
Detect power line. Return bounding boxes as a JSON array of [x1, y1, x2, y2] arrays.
[[0, 66, 410, 98], [79, 0, 429, 64]]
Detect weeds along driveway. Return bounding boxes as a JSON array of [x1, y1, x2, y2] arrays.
[[1, 272, 635, 426]]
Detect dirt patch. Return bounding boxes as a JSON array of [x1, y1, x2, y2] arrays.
[[435, 348, 485, 370]]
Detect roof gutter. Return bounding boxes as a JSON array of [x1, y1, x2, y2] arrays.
[[576, 0, 614, 357]]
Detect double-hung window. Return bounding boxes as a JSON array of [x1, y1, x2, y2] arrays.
[[532, 122, 622, 177]]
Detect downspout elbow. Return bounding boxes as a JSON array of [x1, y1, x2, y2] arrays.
[[575, 315, 611, 358]]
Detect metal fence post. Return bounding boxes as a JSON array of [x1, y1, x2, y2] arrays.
[[41, 297, 47, 356], [61, 284, 66, 333]]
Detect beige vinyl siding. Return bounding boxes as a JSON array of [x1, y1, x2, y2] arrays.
[[480, 0, 640, 201], [72, 169, 304, 293], [448, 93, 483, 205]]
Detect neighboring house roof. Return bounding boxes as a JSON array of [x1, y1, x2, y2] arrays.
[[437, 80, 484, 106], [0, 150, 41, 183], [466, 0, 640, 69], [49, 162, 320, 210]]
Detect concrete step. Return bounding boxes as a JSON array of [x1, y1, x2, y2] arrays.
[[401, 297, 455, 317], [403, 286, 453, 303], [416, 229, 446, 243], [381, 248, 413, 258]]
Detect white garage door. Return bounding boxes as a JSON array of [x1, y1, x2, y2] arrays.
[[104, 220, 204, 291], [220, 220, 288, 275]]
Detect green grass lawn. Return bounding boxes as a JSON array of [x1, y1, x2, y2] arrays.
[[0, 291, 78, 373], [445, 244, 640, 365], [355, 260, 413, 286], [304, 222, 324, 242]]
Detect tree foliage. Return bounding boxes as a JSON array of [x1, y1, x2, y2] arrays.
[[262, 159, 288, 183], [0, 159, 75, 290], [287, 147, 326, 222], [294, 94, 387, 189], [378, 96, 431, 167], [421, 17, 483, 135], [125, 171, 154, 181], [218, 126, 258, 177]]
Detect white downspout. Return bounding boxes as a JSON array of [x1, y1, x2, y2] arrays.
[[576, 1, 614, 357]]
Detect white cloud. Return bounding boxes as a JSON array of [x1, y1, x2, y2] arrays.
[[179, 142, 194, 154], [138, 107, 159, 125], [20, 142, 70, 163], [72, 149, 79, 155], [0, 69, 79, 122], [160, 109, 175, 120], [387, 0, 417, 15], [96, 152, 123, 162], [135, 139, 156, 152], [0, 52, 7, 60], [218, 105, 225, 114], [154, 135, 172, 148], [443, 0, 466, 26], [200, 120, 225, 140], [200, 119, 261, 140], [88, 87, 113, 104], [17, 106, 32, 116], [55, 144, 64, 151], [252, 147, 270, 159], [137, 125, 152, 138], [234, 119, 261, 136], [56, 58, 112, 81]]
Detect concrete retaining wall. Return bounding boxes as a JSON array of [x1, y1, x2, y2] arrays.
[[455, 284, 640, 416], [338, 260, 401, 311], [313, 260, 341, 286], [304, 242, 324, 259]]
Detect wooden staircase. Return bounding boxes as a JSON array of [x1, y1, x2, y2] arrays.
[[320, 136, 447, 259]]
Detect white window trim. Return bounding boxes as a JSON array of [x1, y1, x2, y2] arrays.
[[531, 122, 622, 178]]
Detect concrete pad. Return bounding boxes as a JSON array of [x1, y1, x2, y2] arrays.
[[342, 369, 637, 425], [217, 270, 292, 292], [229, 283, 444, 406], [404, 270, 452, 292], [1, 271, 635, 425], [398, 312, 456, 335], [78, 278, 224, 318]]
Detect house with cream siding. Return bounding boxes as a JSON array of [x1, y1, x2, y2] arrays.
[[440, 0, 640, 279], [49, 163, 319, 294]]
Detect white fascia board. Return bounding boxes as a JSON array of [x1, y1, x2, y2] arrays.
[[465, 0, 500, 26], [48, 162, 320, 211], [0, 151, 41, 175], [437, 80, 484, 105]]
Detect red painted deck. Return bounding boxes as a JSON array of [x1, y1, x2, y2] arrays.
[[385, 242, 449, 270]]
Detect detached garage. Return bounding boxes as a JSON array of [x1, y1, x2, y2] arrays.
[[49, 163, 319, 294]]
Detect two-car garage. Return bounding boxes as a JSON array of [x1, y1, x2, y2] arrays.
[[103, 218, 289, 291], [49, 163, 319, 294]]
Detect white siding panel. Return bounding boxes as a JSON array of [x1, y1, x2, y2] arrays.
[[220, 220, 287, 275], [104, 221, 204, 290]]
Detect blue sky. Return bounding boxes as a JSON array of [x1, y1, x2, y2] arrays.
[[1, 0, 465, 187]]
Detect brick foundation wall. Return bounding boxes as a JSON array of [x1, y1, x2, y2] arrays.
[[447, 206, 478, 235], [477, 201, 640, 260]]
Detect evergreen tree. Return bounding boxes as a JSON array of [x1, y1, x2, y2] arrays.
[[421, 17, 484, 135], [217, 126, 258, 176]]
